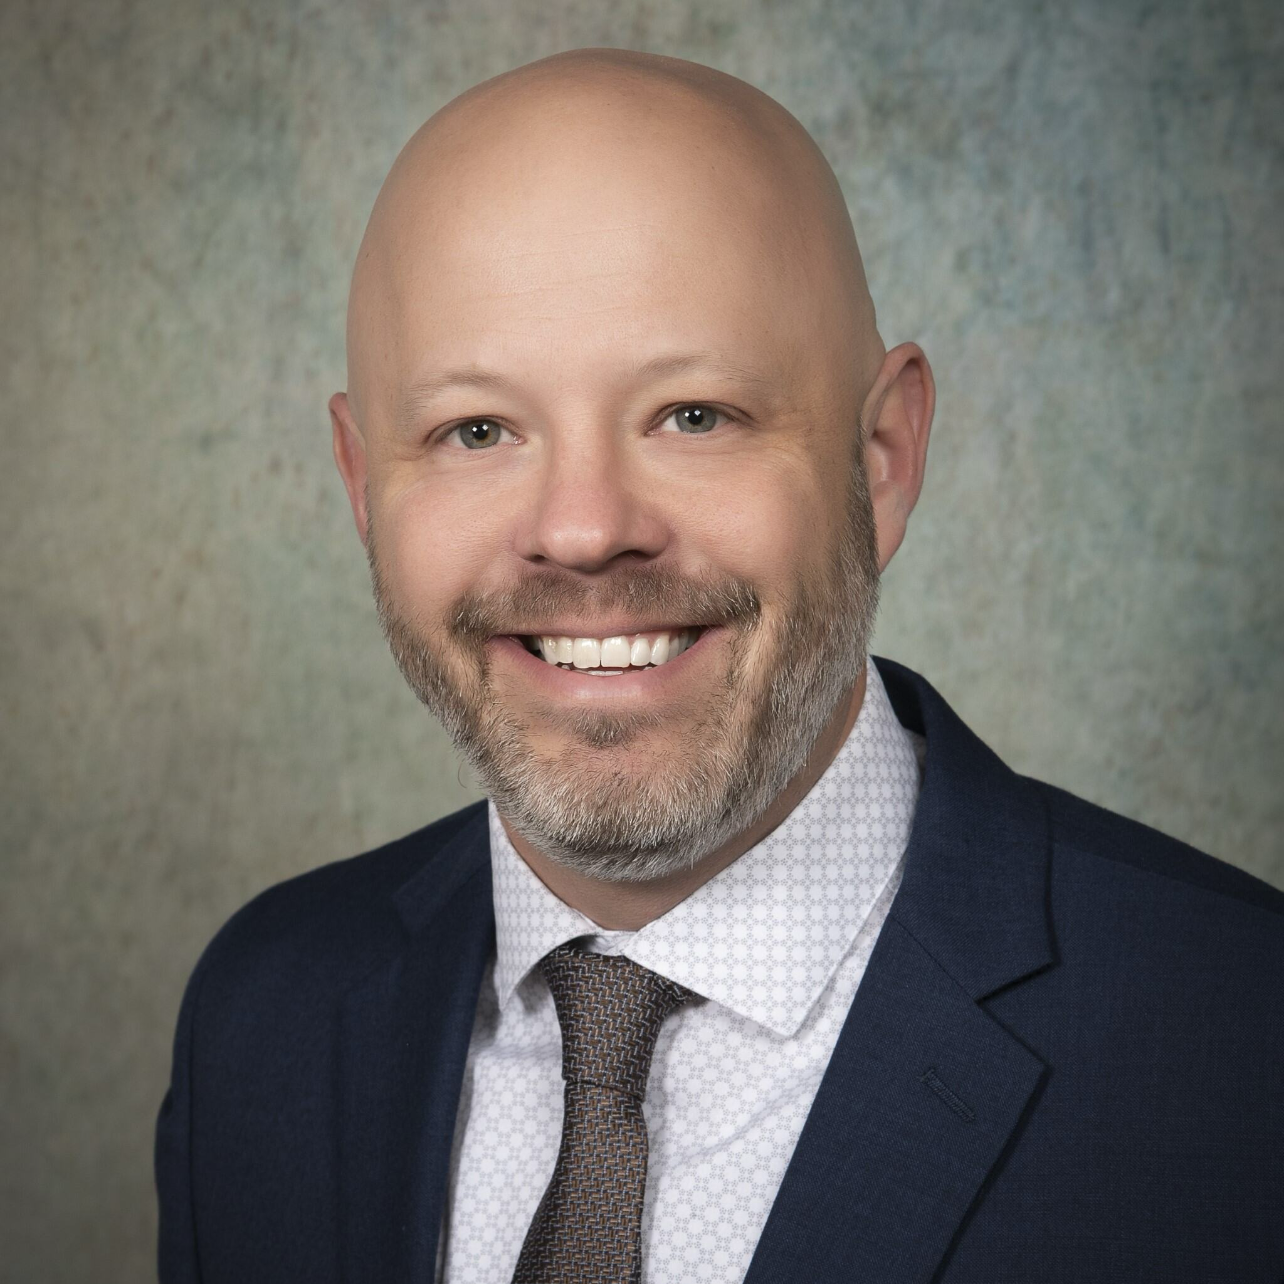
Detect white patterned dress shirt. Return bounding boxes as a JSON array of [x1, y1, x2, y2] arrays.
[[436, 656, 926, 1282]]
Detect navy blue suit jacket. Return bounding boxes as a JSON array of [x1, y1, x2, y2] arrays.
[[155, 656, 1284, 1282]]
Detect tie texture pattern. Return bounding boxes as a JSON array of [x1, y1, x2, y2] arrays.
[[511, 941, 694, 1284]]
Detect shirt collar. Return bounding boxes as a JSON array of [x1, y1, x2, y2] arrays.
[[488, 656, 925, 1037]]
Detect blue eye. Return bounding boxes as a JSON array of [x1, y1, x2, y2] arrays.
[[666, 405, 723, 434], [453, 419, 508, 449]]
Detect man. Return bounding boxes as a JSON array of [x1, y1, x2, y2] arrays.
[[155, 47, 1284, 1283]]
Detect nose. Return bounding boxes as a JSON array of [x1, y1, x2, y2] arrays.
[[513, 429, 668, 572]]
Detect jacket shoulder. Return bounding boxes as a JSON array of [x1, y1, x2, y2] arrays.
[[1031, 776, 1284, 919], [185, 799, 489, 1006]]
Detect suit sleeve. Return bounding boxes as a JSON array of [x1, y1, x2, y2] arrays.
[[154, 945, 211, 1283]]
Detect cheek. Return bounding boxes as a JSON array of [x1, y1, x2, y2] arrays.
[[378, 479, 499, 619], [678, 459, 834, 598]]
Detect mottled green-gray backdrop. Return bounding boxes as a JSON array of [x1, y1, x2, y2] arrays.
[[2, 0, 1280, 1278]]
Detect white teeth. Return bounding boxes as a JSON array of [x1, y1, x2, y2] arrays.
[[534, 628, 699, 670], [599, 636, 631, 668], [572, 638, 602, 669]]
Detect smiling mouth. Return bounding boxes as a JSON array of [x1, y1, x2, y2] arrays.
[[516, 627, 704, 674]]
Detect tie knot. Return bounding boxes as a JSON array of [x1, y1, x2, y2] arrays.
[[539, 942, 694, 1099]]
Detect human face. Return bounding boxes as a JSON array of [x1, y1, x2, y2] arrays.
[[351, 105, 882, 880]]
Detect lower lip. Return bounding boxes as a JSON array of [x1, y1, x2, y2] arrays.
[[488, 629, 725, 705]]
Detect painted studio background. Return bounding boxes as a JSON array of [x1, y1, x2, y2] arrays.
[[2, 0, 1280, 1278]]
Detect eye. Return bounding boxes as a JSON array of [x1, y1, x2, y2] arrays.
[[662, 404, 725, 434], [447, 418, 513, 450]]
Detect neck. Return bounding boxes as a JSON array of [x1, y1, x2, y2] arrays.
[[499, 660, 869, 930]]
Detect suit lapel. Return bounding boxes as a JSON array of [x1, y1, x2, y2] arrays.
[[336, 805, 494, 1284], [743, 656, 1057, 1284]]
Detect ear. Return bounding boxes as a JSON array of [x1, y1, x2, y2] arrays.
[[329, 391, 370, 546], [860, 342, 935, 572]]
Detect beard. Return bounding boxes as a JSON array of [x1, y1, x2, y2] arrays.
[[365, 443, 881, 882]]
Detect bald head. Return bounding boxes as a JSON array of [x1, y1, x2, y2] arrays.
[[329, 47, 935, 899], [344, 47, 883, 436]]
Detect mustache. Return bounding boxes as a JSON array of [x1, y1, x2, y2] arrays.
[[447, 563, 762, 641]]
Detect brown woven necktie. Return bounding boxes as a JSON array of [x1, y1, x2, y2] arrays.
[[511, 941, 695, 1284]]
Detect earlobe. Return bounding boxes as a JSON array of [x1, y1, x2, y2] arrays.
[[329, 391, 370, 546]]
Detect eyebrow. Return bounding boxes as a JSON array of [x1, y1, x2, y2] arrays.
[[394, 351, 777, 430]]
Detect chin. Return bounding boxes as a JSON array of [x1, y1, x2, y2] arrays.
[[525, 728, 681, 775], [519, 702, 688, 755]]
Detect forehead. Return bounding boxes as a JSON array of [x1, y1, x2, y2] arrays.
[[349, 74, 866, 427], [391, 201, 819, 411]]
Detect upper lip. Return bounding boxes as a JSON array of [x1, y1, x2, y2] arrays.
[[502, 623, 707, 638]]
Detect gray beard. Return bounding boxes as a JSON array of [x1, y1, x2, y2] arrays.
[[365, 452, 881, 883]]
